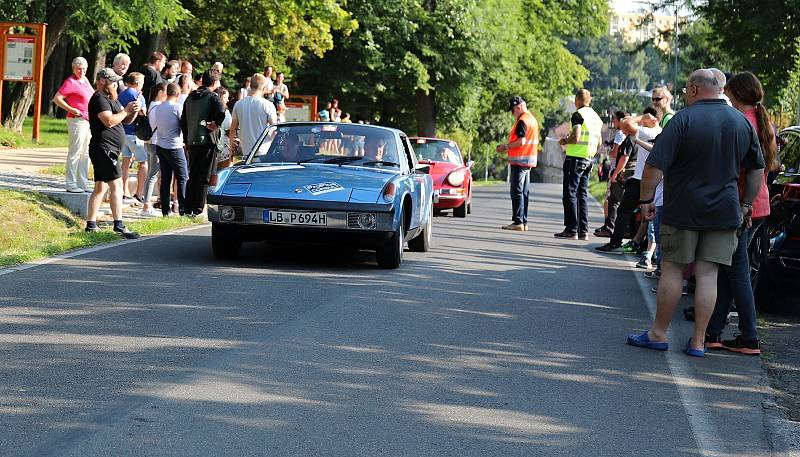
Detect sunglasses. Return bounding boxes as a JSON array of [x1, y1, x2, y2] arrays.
[[651, 97, 663, 102]]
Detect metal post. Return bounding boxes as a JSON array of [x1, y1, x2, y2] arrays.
[[484, 144, 489, 181], [673, 5, 679, 91]]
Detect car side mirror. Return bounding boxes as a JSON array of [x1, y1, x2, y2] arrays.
[[415, 164, 431, 174], [466, 160, 474, 168]]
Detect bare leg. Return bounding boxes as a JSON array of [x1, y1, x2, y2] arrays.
[[108, 178, 124, 221], [121, 156, 133, 196], [690, 260, 720, 351], [87, 181, 109, 222], [136, 160, 148, 197], [649, 260, 687, 342]]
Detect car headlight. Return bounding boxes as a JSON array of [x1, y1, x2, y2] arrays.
[[220, 206, 236, 221], [447, 170, 465, 187]]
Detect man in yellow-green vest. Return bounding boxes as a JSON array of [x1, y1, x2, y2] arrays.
[[556, 89, 603, 240]]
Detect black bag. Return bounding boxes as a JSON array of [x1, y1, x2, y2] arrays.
[[135, 114, 156, 141]]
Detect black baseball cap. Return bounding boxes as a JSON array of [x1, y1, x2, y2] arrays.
[[508, 96, 524, 112]]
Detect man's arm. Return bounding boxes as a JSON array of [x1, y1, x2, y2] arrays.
[[228, 111, 239, 145], [610, 154, 629, 181], [560, 124, 581, 145], [98, 101, 138, 128], [638, 163, 664, 220], [53, 93, 81, 117]]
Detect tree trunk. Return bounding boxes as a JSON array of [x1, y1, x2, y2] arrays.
[[416, 89, 436, 137]]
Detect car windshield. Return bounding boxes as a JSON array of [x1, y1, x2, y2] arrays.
[[412, 139, 463, 165], [247, 124, 401, 168]]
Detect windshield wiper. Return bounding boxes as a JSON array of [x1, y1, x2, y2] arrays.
[[323, 156, 364, 166], [362, 160, 400, 167], [297, 156, 327, 164]]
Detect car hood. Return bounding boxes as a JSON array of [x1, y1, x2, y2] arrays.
[[421, 161, 463, 187], [223, 163, 397, 203]]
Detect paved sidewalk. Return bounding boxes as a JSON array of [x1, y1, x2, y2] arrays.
[[0, 147, 68, 174]]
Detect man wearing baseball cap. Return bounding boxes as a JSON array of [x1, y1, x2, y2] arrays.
[[85, 68, 142, 239], [496, 96, 539, 231]]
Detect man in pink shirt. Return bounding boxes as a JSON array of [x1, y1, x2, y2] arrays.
[[53, 57, 95, 192]]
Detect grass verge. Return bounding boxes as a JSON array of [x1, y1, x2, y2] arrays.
[[472, 179, 506, 187], [0, 117, 69, 148], [589, 173, 607, 204], [0, 189, 203, 267]]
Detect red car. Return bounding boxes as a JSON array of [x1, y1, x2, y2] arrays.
[[411, 137, 473, 217]]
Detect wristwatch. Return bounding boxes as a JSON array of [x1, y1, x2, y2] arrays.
[[638, 198, 654, 205], [741, 202, 753, 209]]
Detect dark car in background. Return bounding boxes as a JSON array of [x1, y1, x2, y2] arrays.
[[751, 126, 800, 312]]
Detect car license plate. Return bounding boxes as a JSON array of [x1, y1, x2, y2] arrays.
[[263, 210, 327, 226]]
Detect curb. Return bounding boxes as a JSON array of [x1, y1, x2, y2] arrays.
[[0, 222, 209, 277]]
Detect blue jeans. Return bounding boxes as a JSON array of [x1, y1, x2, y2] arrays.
[[510, 165, 531, 225], [156, 146, 188, 216], [653, 206, 663, 266], [707, 220, 763, 340], [562, 157, 592, 235]]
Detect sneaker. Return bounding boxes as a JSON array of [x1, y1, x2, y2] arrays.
[[594, 228, 612, 237], [85, 225, 99, 233], [66, 187, 84, 193], [114, 226, 140, 240], [595, 242, 622, 252], [619, 241, 638, 254], [139, 208, 159, 217], [502, 223, 525, 231], [577, 233, 588, 241], [644, 268, 661, 279], [722, 335, 761, 355], [635, 256, 652, 269], [554, 230, 578, 239], [133, 194, 145, 204], [705, 332, 724, 350]]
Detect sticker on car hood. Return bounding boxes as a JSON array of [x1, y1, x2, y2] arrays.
[[304, 181, 344, 196]]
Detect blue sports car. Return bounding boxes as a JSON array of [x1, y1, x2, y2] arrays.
[[207, 122, 436, 268]]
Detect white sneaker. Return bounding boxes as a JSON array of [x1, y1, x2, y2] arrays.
[[139, 208, 159, 217], [66, 188, 84, 193]]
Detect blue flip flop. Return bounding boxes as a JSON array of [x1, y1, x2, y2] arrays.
[[685, 338, 706, 357], [627, 331, 669, 351]]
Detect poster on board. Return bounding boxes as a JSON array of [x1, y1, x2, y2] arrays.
[[3, 36, 35, 81]]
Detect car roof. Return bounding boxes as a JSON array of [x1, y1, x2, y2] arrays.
[[277, 121, 404, 136], [780, 125, 800, 136]]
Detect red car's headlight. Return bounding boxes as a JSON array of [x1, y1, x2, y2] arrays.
[[447, 170, 466, 187]]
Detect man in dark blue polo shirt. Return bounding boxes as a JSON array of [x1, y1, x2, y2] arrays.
[[627, 69, 765, 357]]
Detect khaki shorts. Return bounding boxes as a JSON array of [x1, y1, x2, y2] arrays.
[[659, 224, 738, 266]]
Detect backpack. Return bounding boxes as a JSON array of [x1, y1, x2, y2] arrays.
[[134, 114, 156, 141]]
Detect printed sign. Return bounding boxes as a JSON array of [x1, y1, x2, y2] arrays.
[[304, 181, 344, 196], [3, 36, 35, 81]]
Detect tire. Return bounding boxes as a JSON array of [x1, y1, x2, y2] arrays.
[[453, 199, 467, 218], [467, 187, 472, 214], [211, 224, 242, 260], [750, 223, 779, 312], [377, 213, 404, 269], [409, 204, 432, 252]]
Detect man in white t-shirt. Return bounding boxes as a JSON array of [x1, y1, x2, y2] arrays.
[[596, 107, 661, 253], [229, 74, 277, 156]]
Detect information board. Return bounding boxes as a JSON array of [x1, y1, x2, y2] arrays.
[[3, 35, 35, 81]]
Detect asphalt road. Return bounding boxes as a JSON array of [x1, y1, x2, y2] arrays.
[[0, 183, 777, 456]]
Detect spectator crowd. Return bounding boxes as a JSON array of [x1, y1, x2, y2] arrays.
[[53, 51, 352, 236]]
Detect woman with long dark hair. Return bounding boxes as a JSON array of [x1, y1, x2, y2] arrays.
[[706, 71, 780, 356]]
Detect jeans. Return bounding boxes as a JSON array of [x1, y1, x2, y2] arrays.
[[604, 180, 624, 231], [562, 157, 592, 235], [509, 165, 531, 225], [610, 178, 641, 246], [185, 144, 216, 215], [653, 206, 663, 266], [156, 146, 188, 216], [143, 143, 161, 205], [707, 219, 763, 340]]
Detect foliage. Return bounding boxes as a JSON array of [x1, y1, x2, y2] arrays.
[[165, 0, 357, 81], [776, 37, 800, 126], [294, 0, 607, 149], [590, 89, 649, 120]]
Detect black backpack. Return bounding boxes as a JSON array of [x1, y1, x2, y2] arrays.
[[135, 114, 156, 141]]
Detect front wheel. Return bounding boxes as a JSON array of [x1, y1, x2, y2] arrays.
[[377, 214, 404, 269], [453, 199, 467, 218], [212, 224, 242, 260], [409, 204, 432, 252]]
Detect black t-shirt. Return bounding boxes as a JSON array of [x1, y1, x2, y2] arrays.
[[88, 92, 124, 155], [619, 136, 636, 173], [140, 65, 163, 104], [571, 111, 584, 127], [646, 99, 766, 230], [514, 118, 526, 138]]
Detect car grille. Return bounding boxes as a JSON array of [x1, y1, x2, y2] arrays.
[[347, 212, 377, 229]]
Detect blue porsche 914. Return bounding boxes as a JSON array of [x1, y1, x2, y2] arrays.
[[206, 123, 437, 268]]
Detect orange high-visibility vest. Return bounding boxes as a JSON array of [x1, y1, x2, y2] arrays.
[[508, 111, 538, 168]]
